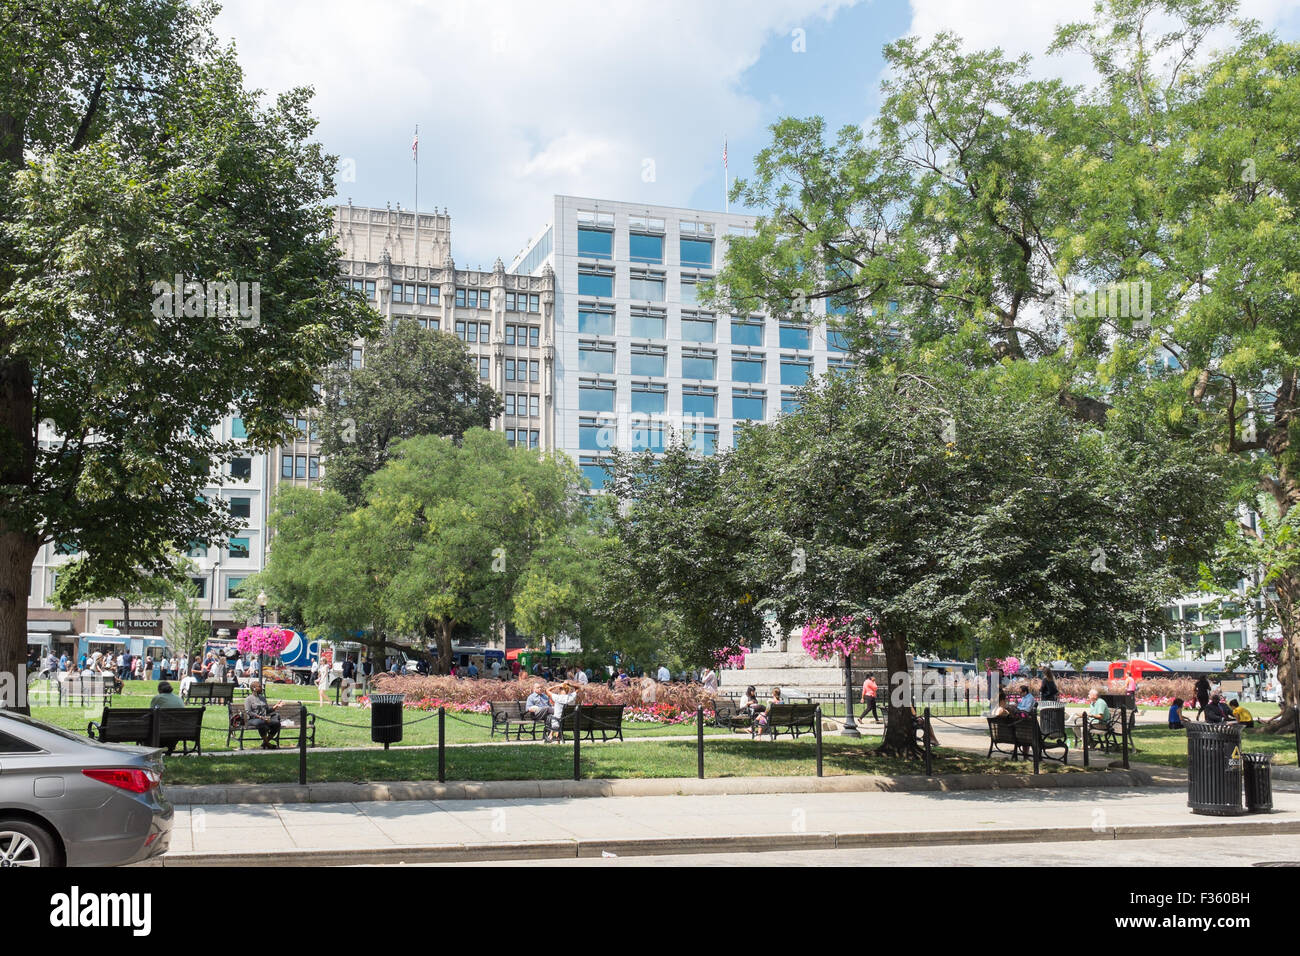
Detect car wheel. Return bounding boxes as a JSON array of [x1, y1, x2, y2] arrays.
[[0, 820, 60, 868]]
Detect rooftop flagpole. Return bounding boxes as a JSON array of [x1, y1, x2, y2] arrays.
[[413, 125, 420, 266], [723, 135, 729, 213]]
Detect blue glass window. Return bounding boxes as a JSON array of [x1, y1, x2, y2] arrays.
[[680, 238, 713, 268], [630, 350, 665, 377], [631, 387, 666, 414], [732, 355, 764, 383], [682, 387, 716, 417], [780, 361, 811, 386], [732, 320, 763, 346], [779, 325, 810, 350], [579, 347, 614, 374], [629, 273, 665, 301], [579, 384, 615, 412], [578, 227, 612, 260], [581, 460, 609, 490], [579, 309, 614, 335], [580, 422, 615, 451], [226, 577, 245, 599], [630, 422, 666, 453], [681, 353, 715, 380], [827, 330, 851, 352], [631, 312, 666, 338], [231, 417, 248, 439], [228, 538, 250, 559], [781, 394, 802, 415], [733, 392, 765, 421], [579, 270, 613, 297], [630, 233, 663, 263], [681, 317, 715, 342]]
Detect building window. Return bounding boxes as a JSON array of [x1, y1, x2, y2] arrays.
[[732, 318, 764, 346], [190, 577, 207, 600], [579, 380, 616, 413], [629, 269, 665, 302], [579, 342, 615, 374], [529, 394, 540, 417], [231, 417, 247, 439], [231, 457, 252, 479], [228, 537, 250, 559], [308, 456, 320, 479], [529, 294, 539, 313], [779, 324, 810, 350], [630, 416, 666, 453], [351, 347, 363, 369], [480, 357, 490, 380], [579, 307, 614, 336], [528, 430, 539, 449], [780, 357, 811, 386], [229, 497, 251, 519], [465, 322, 478, 343], [680, 238, 714, 269], [580, 417, 616, 451], [226, 576, 245, 600], [631, 382, 667, 415], [731, 352, 765, 383], [682, 421, 718, 456], [505, 429, 516, 447], [506, 359, 516, 381], [682, 385, 717, 417], [733, 388, 766, 421], [529, 326, 539, 347], [295, 455, 307, 479], [781, 392, 802, 415], [505, 394, 516, 416], [827, 328, 851, 352], [281, 455, 293, 478], [681, 313, 715, 342], [505, 325, 515, 346], [54, 540, 79, 556], [529, 360, 539, 383], [630, 344, 667, 377], [186, 541, 207, 559], [630, 306, 666, 339], [577, 209, 615, 226], [681, 277, 699, 306], [681, 348, 716, 380], [364, 281, 376, 301], [827, 356, 854, 376], [578, 266, 615, 298], [578, 227, 613, 260], [579, 457, 610, 490], [629, 232, 663, 264], [629, 215, 666, 232]]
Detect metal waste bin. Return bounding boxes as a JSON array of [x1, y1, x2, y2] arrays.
[[1243, 752, 1273, 813], [1186, 722, 1245, 816], [370, 694, 405, 749]]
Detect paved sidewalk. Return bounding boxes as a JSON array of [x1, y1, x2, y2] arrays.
[[154, 784, 1300, 866]]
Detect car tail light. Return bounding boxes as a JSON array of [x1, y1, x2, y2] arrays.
[[82, 768, 160, 794]]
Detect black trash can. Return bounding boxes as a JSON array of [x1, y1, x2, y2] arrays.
[[1243, 752, 1273, 813], [1186, 722, 1245, 816], [370, 694, 405, 749]]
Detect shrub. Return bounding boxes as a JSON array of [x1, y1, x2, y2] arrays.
[[365, 674, 718, 713]]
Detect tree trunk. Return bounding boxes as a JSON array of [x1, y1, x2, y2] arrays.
[[434, 618, 453, 675], [0, 531, 40, 713], [877, 628, 914, 757]]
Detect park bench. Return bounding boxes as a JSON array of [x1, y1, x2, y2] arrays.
[[226, 703, 317, 751], [184, 681, 237, 706], [711, 696, 752, 730], [762, 703, 819, 740], [490, 701, 546, 740], [59, 678, 115, 709], [553, 704, 625, 743], [986, 712, 1069, 765], [88, 706, 205, 755]]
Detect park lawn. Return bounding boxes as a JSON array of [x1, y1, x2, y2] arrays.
[[1130, 726, 1298, 768], [30, 697, 735, 753], [156, 735, 1085, 785]]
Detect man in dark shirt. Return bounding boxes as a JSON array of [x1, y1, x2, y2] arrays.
[[244, 680, 282, 748]]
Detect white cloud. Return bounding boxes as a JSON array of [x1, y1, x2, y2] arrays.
[[213, 0, 859, 266]]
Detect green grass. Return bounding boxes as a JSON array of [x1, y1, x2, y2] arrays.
[[157, 735, 1084, 786], [28, 685, 736, 753], [1129, 725, 1299, 769]]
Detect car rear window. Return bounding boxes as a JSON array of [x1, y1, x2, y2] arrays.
[[0, 729, 41, 754]]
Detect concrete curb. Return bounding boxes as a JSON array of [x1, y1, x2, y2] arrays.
[[165, 768, 1166, 806], [151, 816, 1300, 867]]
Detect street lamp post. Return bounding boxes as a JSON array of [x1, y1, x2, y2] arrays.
[[840, 654, 860, 738]]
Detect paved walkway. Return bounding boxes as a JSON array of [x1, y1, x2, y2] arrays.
[[155, 784, 1300, 866]]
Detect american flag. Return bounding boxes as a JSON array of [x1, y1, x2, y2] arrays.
[[722, 138, 728, 169], [412, 127, 419, 161]]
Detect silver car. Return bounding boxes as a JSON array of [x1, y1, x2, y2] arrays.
[[0, 710, 172, 867]]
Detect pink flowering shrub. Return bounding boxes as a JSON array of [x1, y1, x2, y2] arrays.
[[992, 656, 1022, 676], [1257, 636, 1284, 668], [365, 675, 719, 712], [713, 646, 747, 669], [801, 615, 882, 661], [236, 626, 293, 657]]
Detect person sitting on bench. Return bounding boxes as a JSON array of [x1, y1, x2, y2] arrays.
[[525, 683, 554, 741], [244, 680, 283, 749], [1230, 699, 1254, 727], [1168, 698, 1185, 729], [1072, 689, 1110, 737], [150, 681, 184, 709]]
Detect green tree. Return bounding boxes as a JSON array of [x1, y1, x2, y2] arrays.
[[612, 370, 1233, 755], [0, 1, 376, 704], [713, 0, 1300, 711], [317, 318, 503, 506], [166, 577, 211, 664], [51, 550, 190, 633], [359, 431, 584, 673]]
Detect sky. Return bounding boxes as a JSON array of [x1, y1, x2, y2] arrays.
[[212, 0, 1300, 269]]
